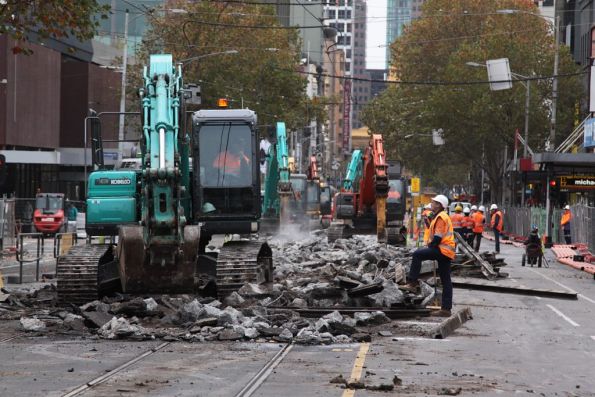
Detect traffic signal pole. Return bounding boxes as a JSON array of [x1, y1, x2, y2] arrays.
[[545, 171, 552, 247]]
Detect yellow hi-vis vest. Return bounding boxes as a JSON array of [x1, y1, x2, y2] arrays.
[[429, 211, 456, 260]]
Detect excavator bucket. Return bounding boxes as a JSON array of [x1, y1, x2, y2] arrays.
[[376, 196, 387, 243], [117, 225, 200, 293]]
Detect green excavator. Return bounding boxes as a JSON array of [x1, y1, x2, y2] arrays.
[[57, 54, 271, 303]]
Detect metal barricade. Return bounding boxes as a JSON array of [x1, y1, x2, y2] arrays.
[[15, 233, 45, 283], [572, 204, 594, 249]]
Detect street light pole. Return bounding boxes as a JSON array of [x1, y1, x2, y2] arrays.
[[117, 9, 129, 161], [549, 15, 560, 151]]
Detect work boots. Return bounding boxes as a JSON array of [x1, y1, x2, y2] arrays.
[[398, 281, 421, 294]]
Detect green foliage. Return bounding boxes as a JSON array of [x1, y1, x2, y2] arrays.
[[133, 0, 315, 133], [0, 0, 109, 54], [362, 0, 584, 199]]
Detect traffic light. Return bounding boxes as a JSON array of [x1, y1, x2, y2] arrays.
[[549, 179, 557, 188]]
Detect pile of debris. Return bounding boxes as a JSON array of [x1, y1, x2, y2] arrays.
[[3, 233, 440, 344]]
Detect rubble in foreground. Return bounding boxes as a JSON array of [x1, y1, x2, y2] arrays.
[[1, 233, 436, 344]]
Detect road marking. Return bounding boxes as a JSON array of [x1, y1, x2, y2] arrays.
[[331, 348, 353, 352], [591, 336, 595, 342], [341, 342, 370, 397], [546, 304, 580, 327], [535, 296, 542, 300], [392, 337, 450, 342], [528, 268, 595, 305]]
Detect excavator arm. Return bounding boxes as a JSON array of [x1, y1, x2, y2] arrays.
[[342, 149, 363, 192], [117, 54, 199, 293], [358, 134, 389, 242], [262, 122, 291, 225]]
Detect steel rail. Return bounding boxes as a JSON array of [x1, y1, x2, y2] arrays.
[[61, 342, 170, 397], [234, 343, 294, 397]]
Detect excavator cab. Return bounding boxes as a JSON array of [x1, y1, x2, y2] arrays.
[[192, 109, 261, 236]]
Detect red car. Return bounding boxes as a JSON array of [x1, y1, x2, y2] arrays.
[[33, 193, 66, 234]]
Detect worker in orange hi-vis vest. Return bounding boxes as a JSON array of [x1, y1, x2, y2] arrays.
[[560, 205, 572, 244], [421, 203, 434, 245], [400, 195, 455, 317], [461, 207, 473, 245], [489, 204, 503, 254], [472, 206, 486, 252]]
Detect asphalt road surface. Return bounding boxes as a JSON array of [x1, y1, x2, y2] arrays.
[[1, 237, 594, 396]]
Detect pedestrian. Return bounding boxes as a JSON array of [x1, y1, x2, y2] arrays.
[[560, 205, 572, 244], [462, 207, 473, 245], [490, 204, 503, 254], [66, 201, 78, 233], [400, 194, 455, 317], [472, 205, 485, 252]]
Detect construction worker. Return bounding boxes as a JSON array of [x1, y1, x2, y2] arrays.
[[472, 205, 485, 252], [490, 204, 503, 254], [462, 207, 473, 244], [401, 194, 455, 317], [450, 205, 464, 236], [421, 203, 434, 245], [468, 205, 477, 245], [560, 205, 572, 244]]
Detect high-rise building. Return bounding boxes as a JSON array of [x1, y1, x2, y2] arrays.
[[386, 0, 411, 68], [352, 0, 371, 131], [324, 0, 354, 76]]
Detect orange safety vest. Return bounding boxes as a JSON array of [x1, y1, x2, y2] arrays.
[[490, 210, 503, 232], [429, 211, 456, 259], [462, 215, 474, 229], [213, 152, 241, 175], [450, 212, 464, 229], [472, 212, 485, 233], [560, 210, 572, 226]]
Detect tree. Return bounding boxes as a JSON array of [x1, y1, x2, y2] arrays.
[[362, 0, 584, 201], [0, 0, 109, 53], [131, 0, 320, 133]]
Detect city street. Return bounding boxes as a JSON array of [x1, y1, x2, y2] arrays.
[[2, 238, 594, 396]]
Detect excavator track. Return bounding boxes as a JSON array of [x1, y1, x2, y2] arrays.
[[57, 245, 110, 305], [387, 227, 406, 247], [216, 240, 273, 300], [327, 224, 347, 243]]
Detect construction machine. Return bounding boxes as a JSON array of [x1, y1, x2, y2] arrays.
[[261, 121, 292, 231], [33, 193, 66, 234], [304, 156, 322, 227], [57, 54, 271, 304], [328, 134, 403, 245]]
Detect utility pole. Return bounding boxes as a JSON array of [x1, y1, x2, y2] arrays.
[[548, 15, 560, 151]]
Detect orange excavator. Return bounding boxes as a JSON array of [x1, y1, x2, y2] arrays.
[[328, 134, 403, 244]]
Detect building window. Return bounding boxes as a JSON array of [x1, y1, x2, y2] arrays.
[[346, 49, 352, 58], [345, 62, 351, 72], [347, 23, 352, 32], [328, 10, 336, 19]]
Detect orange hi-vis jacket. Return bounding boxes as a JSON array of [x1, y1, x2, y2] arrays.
[[450, 212, 464, 230], [422, 209, 433, 244], [429, 211, 456, 259], [490, 210, 503, 232], [462, 215, 474, 229], [560, 210, 572, 227], [472, 212, 485, 233]]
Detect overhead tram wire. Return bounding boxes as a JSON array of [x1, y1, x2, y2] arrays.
[[286, 68, 587, 87]]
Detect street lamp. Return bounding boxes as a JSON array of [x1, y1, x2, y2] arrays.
[[497, 8, 560, 151], [466, 61, 531, 158]]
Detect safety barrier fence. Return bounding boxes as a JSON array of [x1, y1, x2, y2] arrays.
[[503, 204, 594, 250]]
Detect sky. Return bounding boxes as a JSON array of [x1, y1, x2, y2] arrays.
[[366, 0, 388, 69]]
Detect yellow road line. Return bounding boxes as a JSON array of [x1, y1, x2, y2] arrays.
[[341, 342, 370, 397]]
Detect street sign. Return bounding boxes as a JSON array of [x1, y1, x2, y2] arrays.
[[560, 176, 595, 190], [410, 177, 420, 193]]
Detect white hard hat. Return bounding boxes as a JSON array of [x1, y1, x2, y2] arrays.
[[424, 203, 432, 209], [431, 194, 449, 209], [564, 205, 570, 210], [478, 205, 486, 212], [463, 207, 470, 214], [490, 204, 498, 211], [471, 205, 477, 211]]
